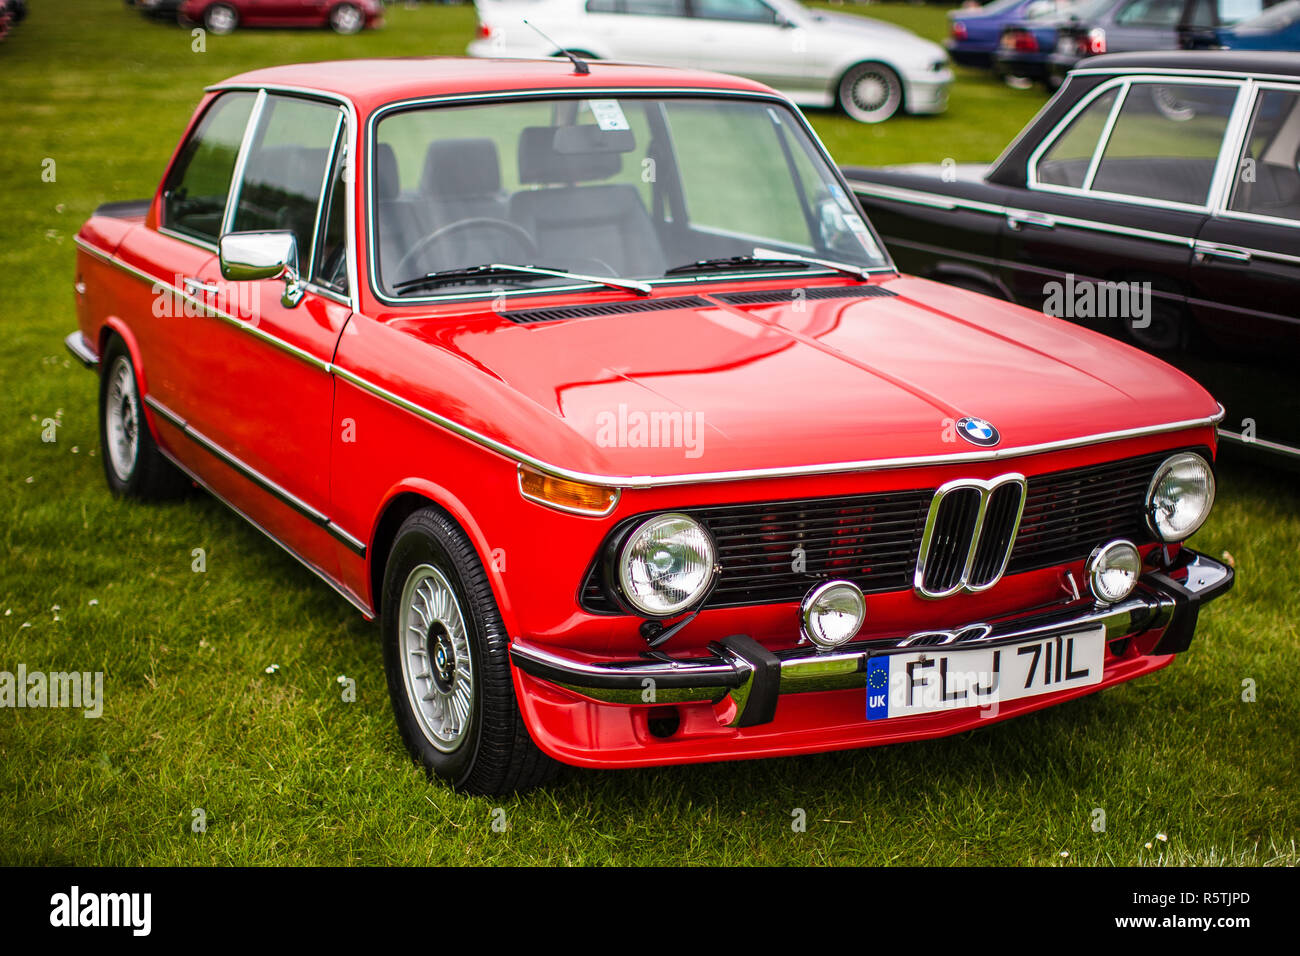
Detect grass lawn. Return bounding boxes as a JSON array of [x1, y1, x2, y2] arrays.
[[1, 1, 1296, 866]]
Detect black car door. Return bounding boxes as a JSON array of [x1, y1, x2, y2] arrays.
[[998, 77, 1242, 351]]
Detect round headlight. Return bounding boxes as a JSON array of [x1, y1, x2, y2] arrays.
[[616, 513, 716, 618], [800, 580, 866, 650], [1086, 539, 1142, 604], [1146, 452, 1215, 543]]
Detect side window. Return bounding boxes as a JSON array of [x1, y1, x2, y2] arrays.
[[623, 0, 686, 15], [1228, 89, 1300, 223], [1035, 88, 1118, 189], [161, 92, 255, 244], [586, 0, 621, 10], [692, 0, 778, 23], [1114, 0, 1186, 26], [230, 95, 343, 275], [1091, 83, 1237, 206], [312, 144, 350, 293]]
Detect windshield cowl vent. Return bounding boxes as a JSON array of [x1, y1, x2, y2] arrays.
[[500, 295, 712, 324]]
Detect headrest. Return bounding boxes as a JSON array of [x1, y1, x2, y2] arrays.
[[421, 138, 502, 199], [517, 126, 624, 185], [375, 142, 400, 201]]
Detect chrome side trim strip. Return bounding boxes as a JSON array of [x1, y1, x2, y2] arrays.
[[156, 443, 373, 620], [64, 331, 99, 369], [1217, 429, 1300, 460], [144, 394, 366, 557]]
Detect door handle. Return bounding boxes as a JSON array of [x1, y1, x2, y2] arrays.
[[1193, 242, 1251, 263], [182, 277, 220, 296], [1006, 211, 1055, 231]]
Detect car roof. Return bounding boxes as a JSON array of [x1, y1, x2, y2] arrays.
[[1076, 50, 1300, 78], [211, 57, 779, 110]]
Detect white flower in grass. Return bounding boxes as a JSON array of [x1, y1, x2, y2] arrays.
[[264, 663, 280, 674]]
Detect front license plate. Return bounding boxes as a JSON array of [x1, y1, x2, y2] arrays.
[[866, 626, 1105, 721]]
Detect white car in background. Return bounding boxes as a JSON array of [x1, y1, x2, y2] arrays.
[[467, 0, 953, 122]]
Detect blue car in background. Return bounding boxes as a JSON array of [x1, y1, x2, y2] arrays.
[[948, 0, 1059, 66], [1216, 0, 1300, 47], [993, 0, 1105, 87]]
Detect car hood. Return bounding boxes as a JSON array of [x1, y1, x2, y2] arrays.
[[370, 275, 1219, 482], [806, 11, 948, 59]]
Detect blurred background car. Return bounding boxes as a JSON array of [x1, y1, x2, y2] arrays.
[[178, 0, 385, 34], [467, 0, 953, 123], [949, 0, 1079, 68], [134, 0, 185, 21], [1213, 0, 1300, 48], [993, 0, 1108, 89]]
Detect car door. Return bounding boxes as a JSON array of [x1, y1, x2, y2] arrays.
[[583, 0, 696, 68], [999, 77, 1241, 351], [683, 0, 809, 91], [1188, 82, 1300, 454], [186, 92, 354, 570]]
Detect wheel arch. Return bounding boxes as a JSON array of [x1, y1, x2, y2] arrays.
[[97, 319, 167, 445]]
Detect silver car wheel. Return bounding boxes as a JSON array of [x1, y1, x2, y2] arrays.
[[840, 63, 903, 124], [105, 356, 140, 483], [205, 4, 236, 34], [399, 564, 474, 753], [330, 3, 364, 34]]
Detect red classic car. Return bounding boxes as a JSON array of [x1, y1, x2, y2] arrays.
[[178, 0, 383, 34], [69, 57, 1232, 794]]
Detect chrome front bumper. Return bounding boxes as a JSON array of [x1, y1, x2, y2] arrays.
[[510, 549, 1233, 728]]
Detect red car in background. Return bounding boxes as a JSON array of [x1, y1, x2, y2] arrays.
[[179, 0, 383, 34], [69, 58, 1232, 794]]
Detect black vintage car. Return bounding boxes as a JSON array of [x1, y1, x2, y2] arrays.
[[842, 51, 1300, 461]]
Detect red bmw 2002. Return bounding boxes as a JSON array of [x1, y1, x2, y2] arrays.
[[69, 58, 1233, 794]]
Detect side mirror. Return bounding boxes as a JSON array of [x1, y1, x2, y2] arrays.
[[219, 230, 304, 308]]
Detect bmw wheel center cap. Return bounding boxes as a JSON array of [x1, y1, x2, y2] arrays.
[[956, 416, 999, 447]]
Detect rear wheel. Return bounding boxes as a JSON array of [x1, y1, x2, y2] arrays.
[[838, 62, 904, 124], [203, 3, 238, 34], [381, 507, 559, 795], [98, 338, 189, 500], [329, 2, 364, 34]]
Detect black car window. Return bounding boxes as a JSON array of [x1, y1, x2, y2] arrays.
[[691, 0, 778, 22], [229, 95, 343, 279], [624, 0, 686, 14], [161, 92, 256, 245], [1035, 88, 1118, 189], [1092, 83, 1238, 206], [1228, 88, 1300, 223]]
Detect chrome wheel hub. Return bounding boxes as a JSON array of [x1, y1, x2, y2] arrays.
[[399, 564, 474, 752], [853, 74, 889, 111], [106, 356, 139, 482]]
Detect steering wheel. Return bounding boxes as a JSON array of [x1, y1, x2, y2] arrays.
[[395, 217, 539, 280]]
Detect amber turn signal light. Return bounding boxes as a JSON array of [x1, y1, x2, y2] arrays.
[[518, 464, 619, 516]]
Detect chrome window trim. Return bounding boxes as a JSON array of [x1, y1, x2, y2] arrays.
[[145, 394, 367, 557], [77, 231, 1226, 488], [1027, 74, 1248, 213], [1216, 80, 1300, 230], [157, 226, 218, 254], [1081, 83, 1128, 192], [306, 109, 346, 283], [913, 473, 1027, 600], [362, 85, 896, 306], [221, 89, 269, 238]]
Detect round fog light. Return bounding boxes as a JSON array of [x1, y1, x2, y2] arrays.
[[1086, 539, 1142, 604], [800, 581, 866, 649]]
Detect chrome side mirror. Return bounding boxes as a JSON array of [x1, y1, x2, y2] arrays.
[[219, 230, 304, 308]]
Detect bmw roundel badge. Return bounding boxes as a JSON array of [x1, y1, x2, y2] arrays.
[[955, 416, 999, 447]]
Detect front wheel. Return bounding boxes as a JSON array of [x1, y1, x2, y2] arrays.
[[203, 3, 238, 34], [838, 62, 904, 124], [328, 2, 365, 34], [381, 507, 558, 795]]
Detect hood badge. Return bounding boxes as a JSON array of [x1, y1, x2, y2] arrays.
[[955, 416, 1000, 447]]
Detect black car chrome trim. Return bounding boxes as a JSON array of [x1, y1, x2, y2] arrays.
[[144, 394, 366, 557], [63, 331, 99, 369], [512, 550, 1233, 721]]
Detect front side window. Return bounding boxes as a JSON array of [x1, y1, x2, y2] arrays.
[[1091, 83, 1237, 205], [161, 92, 255, 244], [691, 0, 778, 23], [230, 95, 343, 277], [1035, 88, 1118, 188], [371, 95, 887, 298], [1227, 88, 1300, 223]]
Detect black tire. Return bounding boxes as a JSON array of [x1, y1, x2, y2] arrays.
[[203, 3, 238, 34], [837, 62, 905, 123], [98, 337, 189, 500], [328, 2, 364, 34], [381, 507, 558, 795]]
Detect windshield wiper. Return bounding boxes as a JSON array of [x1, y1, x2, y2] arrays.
[[393, 263, 652, 297], [664, 251, 873, 280]]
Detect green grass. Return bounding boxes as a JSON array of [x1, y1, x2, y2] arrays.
[[1, 1, 1297, 866]]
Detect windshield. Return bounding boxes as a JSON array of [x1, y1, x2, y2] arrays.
[[369, 95, 889, 299]]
